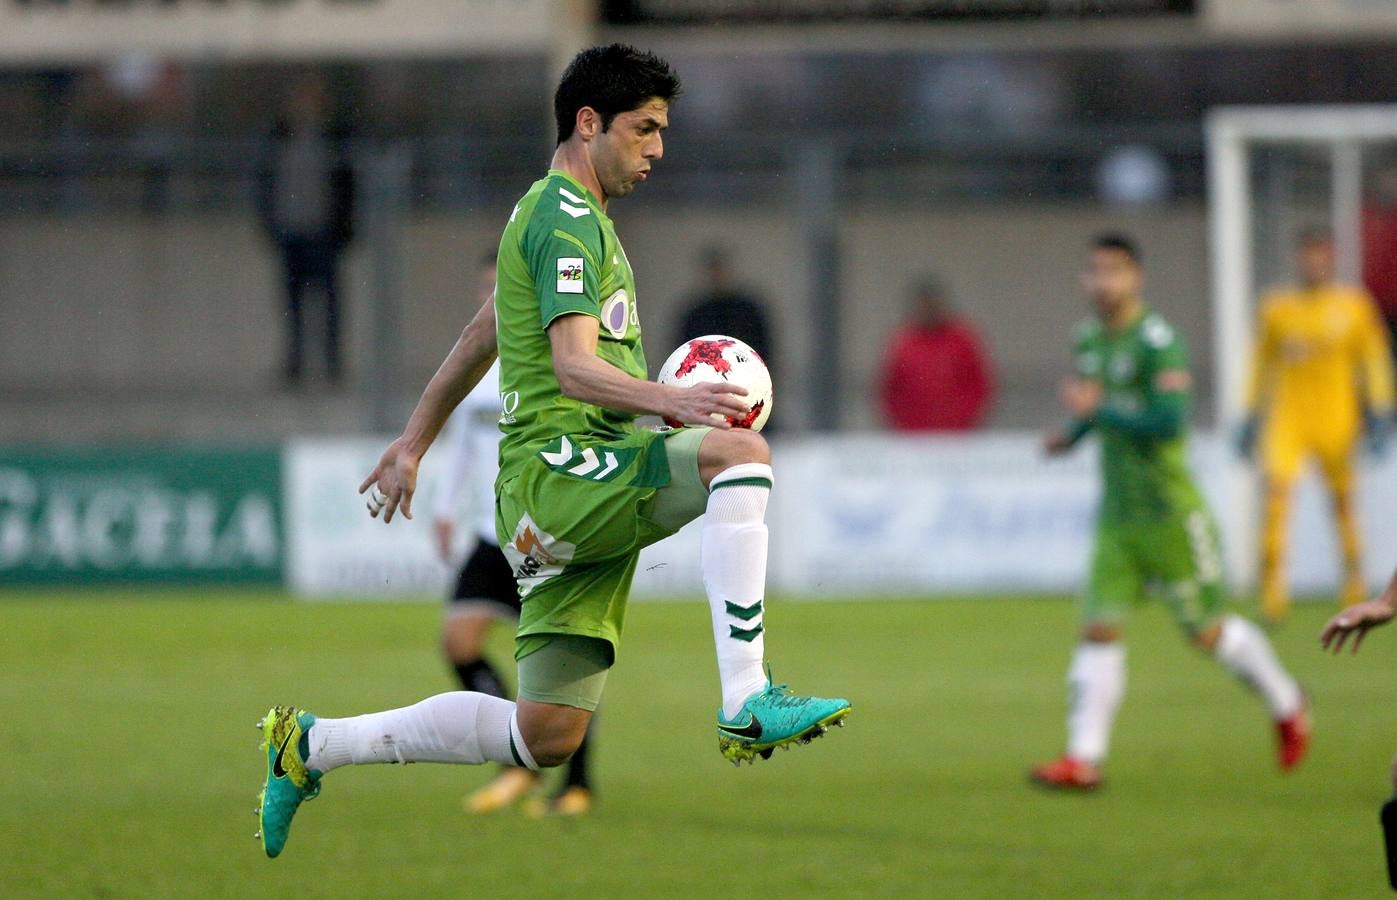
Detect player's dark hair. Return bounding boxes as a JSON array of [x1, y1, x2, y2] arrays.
[[554, 44, 681, 146], [1093, 232, 1142, 265]]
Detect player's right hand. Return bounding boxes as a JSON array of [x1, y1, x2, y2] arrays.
[[359, 438, 420, 524], [1319, 596, 1397, 654], [664, 381, 750, 429]]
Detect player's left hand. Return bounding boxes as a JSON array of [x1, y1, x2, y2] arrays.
[[1320, 596, 1397, 654], [359, 438, 420, 524], [1060, 378, 1103, 418]]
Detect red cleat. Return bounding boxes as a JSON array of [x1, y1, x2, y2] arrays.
[[1029, 755, 1102, 791], [1276, 700, 1310, 772]]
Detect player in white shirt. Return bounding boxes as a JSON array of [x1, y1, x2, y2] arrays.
[[432, 255, 594, 817]]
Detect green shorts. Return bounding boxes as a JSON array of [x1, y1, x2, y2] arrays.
[[497, 425, 711, 684], [1083, 508, 1226, 635]]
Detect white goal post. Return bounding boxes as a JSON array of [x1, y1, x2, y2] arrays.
[[1206, 104, 1397, 590]]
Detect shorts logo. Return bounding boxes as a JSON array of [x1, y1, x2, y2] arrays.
[[557, 257, 584, 294], [503, 513, 575, 597], [601, 290, 630, 339]]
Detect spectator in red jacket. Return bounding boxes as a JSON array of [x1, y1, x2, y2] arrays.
[[879, 278, 994, 431], [1363, 162, 1397, 364]]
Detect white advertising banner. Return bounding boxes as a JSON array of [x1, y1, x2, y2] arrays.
[[1206, 0, 1397, 35], [284, 437, 452, 599], [285, 432, 1397, 600], [0, 0, 555, 62]]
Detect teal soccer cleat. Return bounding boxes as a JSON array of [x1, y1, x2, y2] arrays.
[[717, 675, 850, 766], [255, 705, 322, 858]]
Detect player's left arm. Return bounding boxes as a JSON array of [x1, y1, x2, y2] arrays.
[[360, 297, 499, 523], [1094, 318, 1191, 439]]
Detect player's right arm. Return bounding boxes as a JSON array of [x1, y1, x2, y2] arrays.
[[360, 296, 498, 523], [548, 313, 749, 426], [1321, 567, 1397, 654]]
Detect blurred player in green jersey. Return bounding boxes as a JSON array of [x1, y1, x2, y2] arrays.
[[1031, 234, 1309, 791], [253, 44, 849, 859]]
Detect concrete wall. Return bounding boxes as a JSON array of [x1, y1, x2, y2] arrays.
[[0, 201, 1212, 440]]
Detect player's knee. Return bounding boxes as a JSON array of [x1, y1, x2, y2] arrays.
[[1081, 622, 1121, 643], [517, 702, 591, 769], [700, 429, 770, 484], [441, 612, 489, 662], [523, 728, 584, 769], [1189, 621, 1222, 652]]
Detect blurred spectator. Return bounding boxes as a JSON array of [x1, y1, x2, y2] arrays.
[[878, 278, 994, 431], [674, 246, 775, 372], [1363, 162, 1397, 365], [258, 76, 355, 386]]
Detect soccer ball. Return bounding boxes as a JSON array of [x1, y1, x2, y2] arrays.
[[656, 335, 773, 432]]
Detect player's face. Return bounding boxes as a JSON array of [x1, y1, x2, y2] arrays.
[[1297, 239, 1334, 286], [593, 98, 668, 199], [1083, 248, 1142, 317]]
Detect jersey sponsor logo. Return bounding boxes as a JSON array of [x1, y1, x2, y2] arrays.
[[601, 290, 630, 339], [499, 390, 520, 425], [502, 513, 575, 597], [557, 257, 584, 294]]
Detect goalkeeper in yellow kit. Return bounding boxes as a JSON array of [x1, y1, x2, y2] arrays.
[[1239, 230, 1395, 622]]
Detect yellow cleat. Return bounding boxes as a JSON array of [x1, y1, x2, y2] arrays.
[[523, 786, 593, 819], [464, 768, 539, 815]]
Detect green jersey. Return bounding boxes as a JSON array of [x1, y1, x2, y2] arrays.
[[493, 170, 646, 485], [1073, 308, 1204, 521]]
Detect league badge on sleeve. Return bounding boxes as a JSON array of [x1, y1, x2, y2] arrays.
[[557, 258, 584, 294]]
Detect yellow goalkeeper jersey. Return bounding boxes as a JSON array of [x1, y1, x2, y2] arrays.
[[1245, 283, 1394, 438]]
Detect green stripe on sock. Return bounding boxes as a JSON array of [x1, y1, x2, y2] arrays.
[[725, 599, 763, 621], [729, 623, 764, 642], [711, 476, 772, 491]]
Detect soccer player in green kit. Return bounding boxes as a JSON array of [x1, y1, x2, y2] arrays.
[[252, 45, 849, 858], [1030, 234, 1310, 791]]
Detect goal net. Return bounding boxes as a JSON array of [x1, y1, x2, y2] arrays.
[[1207, 105, 1397, 594]]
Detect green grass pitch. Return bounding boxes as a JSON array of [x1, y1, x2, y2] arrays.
[[2, 591, 1395, 897]]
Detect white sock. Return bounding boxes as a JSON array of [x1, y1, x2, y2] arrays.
[[1066, 642, 1126, 766], [1214, 614, 1303, 719], [703, 463, 773, 719], [305, 692, 518, 774]]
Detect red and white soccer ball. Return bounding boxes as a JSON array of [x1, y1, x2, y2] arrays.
[[657, 334, 773, 432]]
